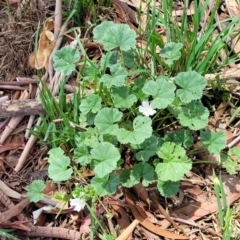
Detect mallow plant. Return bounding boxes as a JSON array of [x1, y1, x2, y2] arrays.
[[27, 21, 240, 204]]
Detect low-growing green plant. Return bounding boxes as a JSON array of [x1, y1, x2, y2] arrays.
[[28, 21, 240, 202]]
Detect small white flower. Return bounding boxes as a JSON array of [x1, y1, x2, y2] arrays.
[[70, 198, 86, 212], [139, 101, 156, 116]]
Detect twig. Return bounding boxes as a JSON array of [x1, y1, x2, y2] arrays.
[[54, 0, 62, 39], [0, 93, 74, 118], [0, 79, 38, 85], [49, 2, 65, 81], [25, 115, 35, 139], [115, 219, 140, 240], [205, 67, 240, 81], [14, 117, 42, 172], [0, 90, 29, 144], [227, 133, 240, 148], [0, 85, 27, 90]]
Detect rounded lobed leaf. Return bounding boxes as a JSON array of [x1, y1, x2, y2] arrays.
[[94, 23, 136, 51], [94, 107, 122, 135], [115, 116, 152, 145], [156, 142, 192, 182], [53, 46, 80, 76], [143, 77, 176, 109], [200, 130, 226, 154], [91, 174, 120, 196], [175, 71, 207, 103], [91, 142, 120, 178], [79, 94, 102, 115], [178, 100, 209, 130], [160, 42, 183, 66]]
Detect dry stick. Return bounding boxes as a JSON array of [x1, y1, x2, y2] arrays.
[[0, 79, 38, 85], [227, 134, 240, 148], [14, 117, 42, 172], [25, 115, 35, 139], [205, 67, 240, 81], [54, 0, 62, 39], [0, 85, 27, 90], [27, 225, 82, 240], [49, 0, 64, 81], [0, 90, 29, 144], [0, 93, 74, 118], [115, 219, 140, 240]]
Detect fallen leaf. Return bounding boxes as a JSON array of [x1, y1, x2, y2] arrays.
[[0, 180, 22, 199]]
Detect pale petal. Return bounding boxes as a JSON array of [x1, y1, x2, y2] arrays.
[[70, 198, 86, 212]]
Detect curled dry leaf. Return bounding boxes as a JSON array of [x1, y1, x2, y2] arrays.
[[0, 180, 22, 199], [29, 19, 56, 70]]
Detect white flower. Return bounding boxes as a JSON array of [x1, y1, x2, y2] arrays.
[[70, 198, 86, 212], [139, 101, 156, 116]]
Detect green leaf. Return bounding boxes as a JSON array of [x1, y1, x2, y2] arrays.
[[112, 86, 137, 109], [53, 46, 80, 75], [142, 77, 176, 109], [83, 62, 100, 81], [95, 107, 122, 135], [222, 153, 238, 175], [132, 78, 147, 100], [93, 21, 115, 42], [48, 153, 73, 181], [157, 181, 179, 197], [133, 135, 159, 161], [48, 147, 65, 163], [115, 116, 152, 144], [164, 129, 193, 149], [74, 146, 92, 165], [200, 130, 226, 154], [178, 101, 209, 130], [132, 162, 156, 186], [83, 127, 99, 147], [120, 163, 155, 187], [79, 94, 102, 115], [168, 97, 182, 116], [94, 23, 136, 51], [160, 42, 183, 66], [222, 147, 240, 174], [27, 180, 45, 203], [90, 142, 120, 178], [120, 169, 138, 187], [91, 174, 120, 196], [122, 50, 136, 68], [101, 51, 120, 69], [229, 147, 240, 158], [156, 142, 192, 181], [175, 71, 207, 103], [75, 132, 85, 145], [100, 63, 128, 88]]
